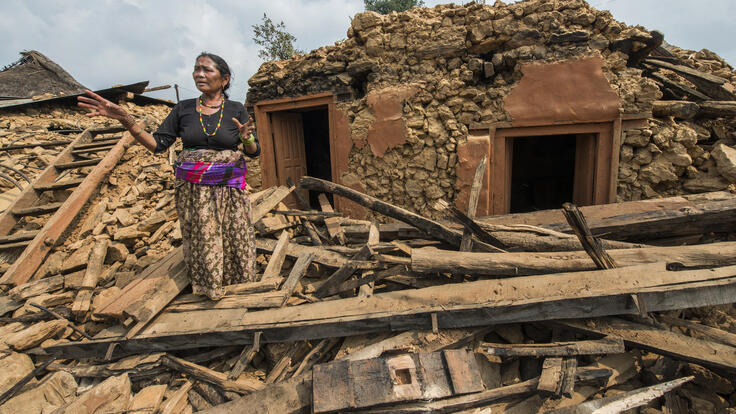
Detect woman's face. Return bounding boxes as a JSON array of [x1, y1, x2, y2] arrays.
[[193, 56, 229, 96]]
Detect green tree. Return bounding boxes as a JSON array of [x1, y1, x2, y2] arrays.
[[252, 13, 302, 61], [363, 0, 425, 14]]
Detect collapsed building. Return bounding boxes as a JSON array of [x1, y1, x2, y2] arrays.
[[1, 1, 736, 413], [246, 0, 736, 219]]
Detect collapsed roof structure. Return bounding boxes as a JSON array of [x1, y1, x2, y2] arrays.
[[1, 1, 736, 413]]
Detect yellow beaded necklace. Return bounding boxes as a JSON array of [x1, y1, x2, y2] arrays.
[[198, 96, 225, 136]]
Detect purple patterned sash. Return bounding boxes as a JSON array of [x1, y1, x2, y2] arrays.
[[174, 159, 247, 189]]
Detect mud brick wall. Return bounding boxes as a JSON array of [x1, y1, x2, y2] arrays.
[[247, 0, 736, 218]]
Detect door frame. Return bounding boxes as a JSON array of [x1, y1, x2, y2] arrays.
[[253, 92, 337, 192], [490, 121, 619, 215]]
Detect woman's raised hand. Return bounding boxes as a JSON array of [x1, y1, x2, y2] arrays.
[[232, 116, 256, 138], [77, 90, 130, 121]]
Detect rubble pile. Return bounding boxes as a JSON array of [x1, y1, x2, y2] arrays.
[[1, 166, 736, 412], [247, 0, 736, 219]]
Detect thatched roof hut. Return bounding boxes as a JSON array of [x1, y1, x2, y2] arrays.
[[0, 50, 86, 98]]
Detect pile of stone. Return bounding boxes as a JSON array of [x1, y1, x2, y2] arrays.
[[2, 167, 736, 413]]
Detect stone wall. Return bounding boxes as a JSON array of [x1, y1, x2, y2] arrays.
[[247, 0, 736, 219]]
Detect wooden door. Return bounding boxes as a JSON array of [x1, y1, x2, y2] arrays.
[[271, 112, 308, 207]]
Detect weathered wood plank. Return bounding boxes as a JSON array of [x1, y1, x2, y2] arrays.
[[560, 317, 736, 372], [481, 336, 624, 357], [547, 376, 693, 414], [252, 185, 295, 223], [44, 264, 736, 359], [256, 237, 352, 269], [260, 231, 290, 281], [411, 242, 736, 276], [162, 355, 264, 394]]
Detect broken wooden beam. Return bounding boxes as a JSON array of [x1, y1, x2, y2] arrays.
[[256, 237, 354, 269], [410, 242, 736, 276], [560, 317, 736, 372], [481, 336, 624, 358], [547, 376, 693, 414], [44, 263, 736, 359], [314, 245, 373, 298], [162, 354, 264, 394], [299, 176, 479, 251], [252, 185, 295, 223]]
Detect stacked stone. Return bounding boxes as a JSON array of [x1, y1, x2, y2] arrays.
[[246, 0, 735, 218]]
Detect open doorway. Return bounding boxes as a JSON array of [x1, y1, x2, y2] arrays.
[[270, 105, 332, 208], [509, 135, 576, 213], [302, 107, 332, 208]]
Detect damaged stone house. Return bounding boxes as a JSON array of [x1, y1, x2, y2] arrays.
[[245, 0, 736, 220]]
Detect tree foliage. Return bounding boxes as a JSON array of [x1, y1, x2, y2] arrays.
[[252, 13, 302, 61], [363, 0, 425, 14]]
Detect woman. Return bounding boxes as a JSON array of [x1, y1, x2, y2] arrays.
[[78, 52, 260, 300]]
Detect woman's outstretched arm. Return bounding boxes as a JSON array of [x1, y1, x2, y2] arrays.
[[77, 90, 158, 152]]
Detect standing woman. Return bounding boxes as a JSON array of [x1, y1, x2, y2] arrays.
[[78, 52, 260, 300]]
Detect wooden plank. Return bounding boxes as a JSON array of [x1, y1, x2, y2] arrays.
[[33, 178, 85, 192], [71, 145, 115, 155], [71, 238, 110, 318], [224, 279, 281, 295], [198, 373, 312, 414], [547, 376, 693, 414], [10, 202, 63, 217], [44, 264, 736, 359], [410, 242, 736, 276], [127, 384, 167, 414], [0, 132, 134, 287], [0, 230, 39, 245], [256, 237, 352, 269], [74, 139, 120, 150], [0, 294, 22, 317], [0, 139, 71, 151], [162, 355, 264, 394], [657, 314, 736, 347], [228, 331, 261, 380], [460, 155, 487, 252], [560, 317, 736, 372], [538, 357, 563, 395], [260, 231, 290, 281], [94, 247, 184, 320], [558, 357, 577, 398], [442, 349, 483, 395], [481, 336, 624, 357], [7, 274, 64, 301], [279, 252, 314, 306], [0, 240, 31, 250], [159, 380, 193, 414], [315, 245, 372, 298], [252, 185, 295, 223], [54, 158, 102, 170], [164, 291, 286, 312], [122, 256, 189, 323], [318, 193, 346, 244], [300, 176, 467, 249], [360, 378, 539, 414]]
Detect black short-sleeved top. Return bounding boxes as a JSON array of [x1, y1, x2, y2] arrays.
[[152, 98, 260, 158]]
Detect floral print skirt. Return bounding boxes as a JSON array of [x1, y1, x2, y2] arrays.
[[174, 149, 256, 300]]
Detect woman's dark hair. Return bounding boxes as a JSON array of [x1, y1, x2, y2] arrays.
[[197, 52, 232, 99]]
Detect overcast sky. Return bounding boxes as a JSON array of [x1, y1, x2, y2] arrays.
[[2, 0, 734, 102]]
